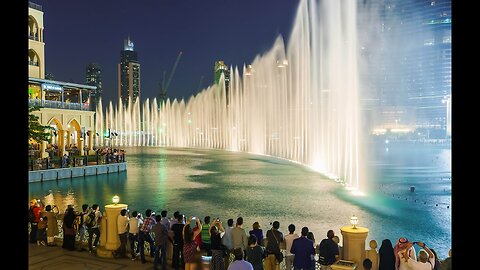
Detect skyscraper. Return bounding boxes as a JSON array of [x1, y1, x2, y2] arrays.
[[86, 63, 103, 110], [118, 36, 140, 106], [214, 60, 230, 94], [359, 0, 451, 139]]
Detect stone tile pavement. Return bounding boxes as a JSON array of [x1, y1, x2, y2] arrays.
[[28, 243, 161, 270]]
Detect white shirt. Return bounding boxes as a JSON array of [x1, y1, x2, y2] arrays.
[[398, 246, 417, 270], [407, 256, 435, 270], [117, 215, 129, 234], [285, 233, 299, 256], [129, 217, 142, 235]]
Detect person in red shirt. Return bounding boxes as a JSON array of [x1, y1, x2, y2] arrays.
[[29, 199, 44, 243]]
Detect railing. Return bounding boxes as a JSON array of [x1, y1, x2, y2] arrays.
[[29, 99, 92, 111], [29, 35, 39, 41], [29, 2, 42, 11], [29, 60, 39, 66], [28, 154, 126, 171]]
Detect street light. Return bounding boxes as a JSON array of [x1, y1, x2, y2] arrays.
[[350, 215, 358, 229], [112, 195, 120, 205]]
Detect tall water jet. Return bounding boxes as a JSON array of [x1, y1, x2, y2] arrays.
[[97, 0, 365, 191]]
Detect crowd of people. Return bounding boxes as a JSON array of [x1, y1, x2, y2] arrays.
[[28, 199, 452, 270]]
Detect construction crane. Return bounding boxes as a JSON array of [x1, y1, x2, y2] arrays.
[[159, 51, 183, 104]]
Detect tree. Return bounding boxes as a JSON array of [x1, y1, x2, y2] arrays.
[[29, 106, 52, 144]]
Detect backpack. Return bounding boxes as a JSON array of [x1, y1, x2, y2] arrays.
[[85, 212, 96, 228]]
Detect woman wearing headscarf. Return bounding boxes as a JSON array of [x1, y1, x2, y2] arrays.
[[62, 206, 76, 251], [378, 239, 395, 270]]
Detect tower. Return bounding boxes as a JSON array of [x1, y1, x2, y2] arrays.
[[86, 63, 103, 111], [214, 60, 230, 92], [118, 36, 140, 106]]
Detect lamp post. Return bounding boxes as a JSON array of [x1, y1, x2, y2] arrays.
[[95, 195, 128, 258], [340, 216, 369, 270]]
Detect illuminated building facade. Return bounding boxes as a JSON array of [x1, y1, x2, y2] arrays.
[[118, 37, 141, 106]]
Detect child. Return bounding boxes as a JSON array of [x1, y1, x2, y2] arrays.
[[37, 216, 48, 246]]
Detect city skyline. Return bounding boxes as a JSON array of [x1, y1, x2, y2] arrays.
[[31, 0, 298, 105]]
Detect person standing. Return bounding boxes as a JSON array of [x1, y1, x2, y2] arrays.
[[222, 218, 235, 269], [394, 237, 416, 270], [152, 214, 169, 270], [43, 205, 59, 246], [76, 204, 89, 250], [88, 204, 103, 253], [246, 235, 266, 270], [232, 217, 249, 259], [265, 221, 284, 270], [201, 216, 212, 255], [318, 230, 340, 270], [228, 248, 254, 270], [284, 224, 299, 270], [291, 227, 315, 270], [128, 211, 143, 260], [249, 222, 264, 246], [29, 199, 43, 244], [210, 219, 227, 270], [114, 208, 129, 258], [171, 214, 186, 269], [139, 209, 156, 264], [404, 241, 434, 270], [62, 206, 76, 251], [378, 239, 396, 270]]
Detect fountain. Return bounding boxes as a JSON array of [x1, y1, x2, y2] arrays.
[[96, 0, 365, 191]]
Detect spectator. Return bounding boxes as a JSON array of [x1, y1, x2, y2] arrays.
[[284, 224, 299, 270], [404, 241, 434, 270], [363, 258, 373, 270], [318, 230, 340, 270], [249, 222, 264, 246], [139, 209, 156, 264], [291, 227, 315, 270], [440, 249, 451, 270], [128, 211, 143, 260], [246, 235, 265, 270], [43, 205, 59, 247], [62, 206, 76, 251], [29, 199, 43, 244], [232, 217, 249, 258], [228, 248, 254, 270], [393, 237, 415, 270], [265, 221, 284, 270], [113, 208, 129, 258], [210, 219, 227, 270], [378, 239, 395, 270], [152, 214, 169, 270]]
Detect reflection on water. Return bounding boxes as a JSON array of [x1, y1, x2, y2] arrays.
[[28, 143, 451, 258]]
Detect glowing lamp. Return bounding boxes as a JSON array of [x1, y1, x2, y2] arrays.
[[350, 215, 358, 229], [112, 195, 120, 205]]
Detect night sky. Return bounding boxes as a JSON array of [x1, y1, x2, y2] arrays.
[[32, 0, 299, 105]]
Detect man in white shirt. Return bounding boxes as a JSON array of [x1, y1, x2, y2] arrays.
[[114, 208, 130, 258], [284, 224, 299, 270], [128, 211, 143, 260], [404, 241, 435, 270]]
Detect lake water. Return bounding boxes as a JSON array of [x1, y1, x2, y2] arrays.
[[28, 141, 451, 258]]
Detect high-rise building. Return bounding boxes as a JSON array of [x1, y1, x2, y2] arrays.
[[118, 37, 140, 106], [28, 1, 45, 79], [86, 63, 103, 110], [214, 60, 230, 94], [28, 1, 96, 157], [359, 0, 451, 139]]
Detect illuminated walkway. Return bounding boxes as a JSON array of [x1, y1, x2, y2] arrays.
[[28, 243, 159, 270]]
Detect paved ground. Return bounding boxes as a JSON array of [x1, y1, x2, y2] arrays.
[[28, 243, 166, 270]]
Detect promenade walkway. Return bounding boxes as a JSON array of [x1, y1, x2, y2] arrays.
[[29, 243, 159, 270]]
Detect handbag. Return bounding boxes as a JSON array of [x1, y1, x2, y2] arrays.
[[270, 229, 284, 263]]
